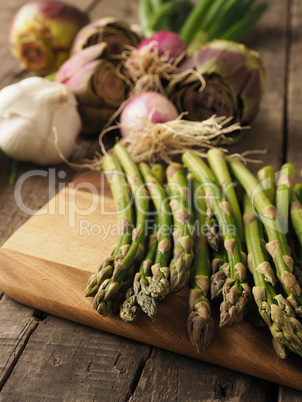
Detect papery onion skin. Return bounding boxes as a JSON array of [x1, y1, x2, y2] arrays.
[[120, 92, 179, 137], [0, 77, 81, 165], [9, 1, 89, 75], [70, 17, 140, 56], [56, 43, 129, 135], [136, 30, 187, 60]]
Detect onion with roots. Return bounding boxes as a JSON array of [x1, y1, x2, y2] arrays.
[[119, 91, 179, 137], [95, 92, 247, 166], [124, 30, 187, 94]]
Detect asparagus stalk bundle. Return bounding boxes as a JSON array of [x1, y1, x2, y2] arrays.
[[84, 145, 302, 360], [207, 148, 244, 246], [120, 163, 169, 321], [166, 163, 196, 293], [93, 144, 149, 316], [85, 153, 134, 298], [257, 165, 276, 204], [295, 183, 302, 204], [243, 194, 302, 358], [120, 223, 158, 322], [151, 163, 166, 185], [210, 250, 229, 299], [187, 178, 214, 353], [182, 151, 251, 327], [204, 207, 222, 252], [228, 157, 302, 318], [276, 163, 295, 235], [290, 191, 302, 249], [139, 162, 173, 301]]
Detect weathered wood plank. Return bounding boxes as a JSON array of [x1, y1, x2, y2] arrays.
[[0, 2, 152, 401], [279, 0, 302, 399], [278, 386, 302, 402], [286, 0, 302, 176], [0, 296, 37, 389], [229, 0, 289, 173], [0, 137, 99, 248], [0, 316, 150, 401], [133, 0, 290, 398], [91, 0, 138, 25], [130, 348, 275, 402], [130, 0, 294, 399], [0, 0, 299, 401]]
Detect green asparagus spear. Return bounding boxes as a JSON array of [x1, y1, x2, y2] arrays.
[[276, 163, 295, 235], [93, 145, 149, 316], [290, 191, 302, 247], [244, 194, 302, 358], [228, 157, 302, 317], [182, 151, 251, 327], [294, 183, 302, 204], [257, 165, 276, 204], [120, 225, 158, 322], [207, 147, 244, 246], [205, 207, 222, 252], [139, 162, 173, 300], [85, 153, 134, 297], [166, 163, 196, 293], [151, 163, 166, 185], [187, 178, 214, 353], [210, 250, 229, 299]]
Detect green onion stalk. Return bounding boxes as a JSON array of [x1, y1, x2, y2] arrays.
[[138, 0, 267, 55], [179, 0, 267, 55], [139, 0, 193, 37]]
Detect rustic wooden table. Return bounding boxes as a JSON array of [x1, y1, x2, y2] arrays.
[[1, 0, 302, 400]]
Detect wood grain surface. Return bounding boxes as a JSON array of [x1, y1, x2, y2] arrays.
[[0, 171, 302, 391], [1, 0, 302, 400]]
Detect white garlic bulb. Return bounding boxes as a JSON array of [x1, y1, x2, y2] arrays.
[[0, 76, 82, 165]]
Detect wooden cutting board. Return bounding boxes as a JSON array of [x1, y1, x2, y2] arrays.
[[0, 170, 302, 391]]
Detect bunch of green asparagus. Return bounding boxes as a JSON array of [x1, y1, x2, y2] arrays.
[[85, 145, 302, 359]]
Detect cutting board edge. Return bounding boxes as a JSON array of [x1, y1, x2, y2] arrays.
[[1, 248, 302, 392]]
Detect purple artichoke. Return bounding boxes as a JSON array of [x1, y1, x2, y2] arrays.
[[167, 40, 266, 125], [9, 1, 89, 75], [55, 43, 129, 135], [70, 17, 140, 56]]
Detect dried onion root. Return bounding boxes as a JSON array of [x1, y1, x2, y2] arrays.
[[117, 115, 248, 164], [122, 43, 182, 94], [55, 115, 262, 171]]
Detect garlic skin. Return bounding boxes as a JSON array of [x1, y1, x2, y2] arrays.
[[0, 76, 82, 165]]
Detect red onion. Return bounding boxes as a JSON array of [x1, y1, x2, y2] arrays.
[[137, 30, 187, 60], [120, 92, 179, 137]]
